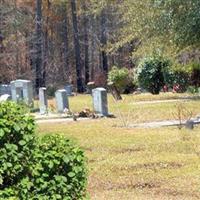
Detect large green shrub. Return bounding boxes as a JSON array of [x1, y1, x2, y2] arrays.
[[108, 66, 134, 93], [18, 135, 87, 200], [136, 55, 171, 94], [0, 102, 35, 197], [0, 102, 87, 199]]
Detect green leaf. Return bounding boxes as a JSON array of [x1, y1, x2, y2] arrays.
[[63, 156, 70, 164], [19, 140, 26, 146], [68, 172, 75, 178], [0, 129, 4, 137]]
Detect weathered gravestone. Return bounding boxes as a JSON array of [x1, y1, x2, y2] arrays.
[[10, 80, 33, 105], [55, 89, 69, 113], [86, 82, 95, 95], [39, 87, 48, 114], [64, 84, 73, 96], [185, 120, 194, 130], [0, 84, 11, 95], [0, 94, 11, 102], [92, 88, 108, 116]]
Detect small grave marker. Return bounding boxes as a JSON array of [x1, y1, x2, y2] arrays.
[[55, 89, 69, 113], [92, 88, 108, 116]]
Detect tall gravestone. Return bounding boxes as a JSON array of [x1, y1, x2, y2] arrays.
[[0, 84, 11, 95], [39, 87, 48, 114], [92, 88, 108, 116], [55, 89, 69, 113], [64, 84, 73, 96], [10, 80, 33, 105]]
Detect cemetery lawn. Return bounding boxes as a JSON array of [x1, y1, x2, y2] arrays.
[[38, 93, 200, 200], [38, 120, 200, 200], [46, 92, 200, 123]]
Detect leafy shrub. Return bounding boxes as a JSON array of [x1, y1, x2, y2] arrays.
[[46, 85, 57, 97], [187, 86, 198, 94], [18, 135, 87, 200], [168, 64, 191, 92], [0, 102, 36, 198], [186, 62, 200, 87], [172, 70, 190, 92], [136, 55, 171, 94], [108, 66, 134, 93], [0, 102, 87, 199]]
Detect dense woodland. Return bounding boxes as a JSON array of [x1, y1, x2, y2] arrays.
[[1, 0, 200, 92]]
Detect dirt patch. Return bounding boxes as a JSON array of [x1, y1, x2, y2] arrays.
[[84, 147, 144, 154], [155, 188, 200, 199], [88, 158, 105, 163], [113, 147, 144, 154], [89, 175, 161, 191], [115, 162, 184, 172]]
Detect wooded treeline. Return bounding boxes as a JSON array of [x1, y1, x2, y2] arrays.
[[1, 0, 200, 92]]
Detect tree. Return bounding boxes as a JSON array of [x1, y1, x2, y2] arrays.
[[82, 2, 90, 85], [34, 0, 44, 91], [153, 0, 200, 49], [71, 0, 84, 92]]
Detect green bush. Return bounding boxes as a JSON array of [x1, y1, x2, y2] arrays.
[[0, 102, 36, 198], [46, 85, 57, 97], [0, 102, 87, 199], [136, 55, 171, 94], [186, 86, 198, 94], [108, 66, 134, 93], [18, 135, 87, 200], [172, 69, 190, 92]]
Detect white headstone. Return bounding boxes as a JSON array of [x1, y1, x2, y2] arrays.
[[0, 94, 11, 102], [39, 87, 48, 114], [55, 89, 69, 113], [10, 80, 33, 105], [92, 88, 108, 116]]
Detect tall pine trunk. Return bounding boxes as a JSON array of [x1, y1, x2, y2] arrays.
[[83, 2, 89, 85], [71, 0, 84, 93], [100, 9, 108, 73], [35, 0, 44, 92], [63, 4, 69, 79]]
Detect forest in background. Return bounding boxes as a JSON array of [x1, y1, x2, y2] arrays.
[[1, 0, 200, 92]]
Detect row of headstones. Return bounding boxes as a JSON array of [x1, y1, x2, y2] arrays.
[[0, 79, 109, 116], [39, 87, 108, 116]]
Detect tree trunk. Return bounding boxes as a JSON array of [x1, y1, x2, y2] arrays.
[[0, 0, 4, 54], [100, 9, 108, 73], [71, 0, 84, 93], [108, 82, 122, 101], [83, 3, 90, 85], [35, 0, 43, 92], [62, 3, 69, 79]]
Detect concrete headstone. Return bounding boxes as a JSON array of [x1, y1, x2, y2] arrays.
[[55, 89, 69, 113], [39, 87, 48, 114], [0, 84, 11, 95], [0, 94, 11, 102], [64, 85, 73, 96], [185, 120, 194, 130], [10, 80, 33, 105], [92, 87, 108, 116]]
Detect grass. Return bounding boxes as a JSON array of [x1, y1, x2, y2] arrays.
[[38, 93, 200, 199]]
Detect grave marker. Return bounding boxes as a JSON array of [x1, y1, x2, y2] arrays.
[[0, 94, 11, 102], [10, 80, 33, 105], [0, 84, 11, 95], [55, 89, 69, 113], [92, 88, 108, 116], [64, 84, 73, 96], [39, 87, 48, 114]]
